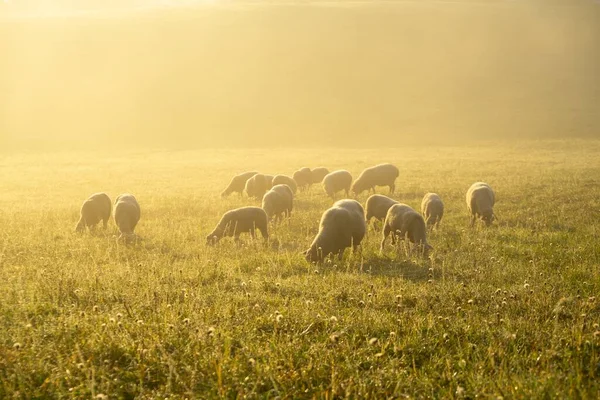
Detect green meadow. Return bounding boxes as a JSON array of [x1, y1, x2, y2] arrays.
[[1, 141, 599, 398]]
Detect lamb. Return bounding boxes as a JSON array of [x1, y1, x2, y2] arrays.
[[381, 203, 432, 256], [466, 182, 496, 227], [75, 192, 112, 232], [221, 171, 258, 197], [262, 184, 294, 222], [272, 175, 298, 194], [421, 193, 444, 229], [293, 167, 312, 190], [322, 170, 353, 199], [305, 199, 366, 262], [245, 173, 269, 199], [365, 194, 398, 223], [310, 167, 329, 184], [114, 194, 141, 239], [206, 206, 269, 244], [351, 163, 399, 195]]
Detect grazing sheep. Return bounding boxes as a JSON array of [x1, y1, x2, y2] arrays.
[[310, 167, 329, 184], [75, 192, 112, 232], [245, 173, 269, 199], [365, 194, 398, 223], [421, 193, 444, 229], [264, 174, 274, 190], [221, 171, 258, 197], [305, 199, 366, 262], [381, 203, 432, 256], [114, 194, 141, 239], [466, 182, 496, 227], [322, 170, 353, 199], [272, 174, 298, 194], [206, 206, 269, 244], [352, 163, 399, 195], [293, 167, 312, 190], [262, 184, 294, 222]]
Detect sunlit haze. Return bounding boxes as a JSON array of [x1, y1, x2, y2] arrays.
[[1, 0, 599, 150]]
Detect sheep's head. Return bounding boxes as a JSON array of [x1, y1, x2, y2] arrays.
[[304, 245, 325, 263], [206, 234, 220, 246], [75, 220, 86, 233], [350, 180, 365, 196], [482, 210, 495, 226]]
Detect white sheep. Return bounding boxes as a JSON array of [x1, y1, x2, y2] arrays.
[[75, 192, 112, 232], [365, 194, 398, 224], [381, 203, 432, 256], [310, 167, 329, 184], [221, 171, 258, 197], [206, 206, 269, 244], [322, 170, 353, 199], [272, 175, 298, 194], [114, 194, 141, 240], [421, 193, 444, 229], [352, 163, 399, 195], [304, 199, 366, 262], [262, 184, 294, 222], [245, 173, 269, 199], [293, 167, 312, 190], [466, 182, 496, 226]]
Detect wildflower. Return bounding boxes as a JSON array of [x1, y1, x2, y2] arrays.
[[168, 324, 175, 330], [117, 321, 122, 327], [456, 307, 462, 312], [368, 337, 378, 345], [96, 395, 108, 400], [275, 283, 280, 287], [248, 358, 256, 366], [109, 318, 116, 324], [77, 363, 84, 370], [276, 314, 283, 323], [395, 295, 402, 302], [589, 297, 596, 303], [13, 342, 21, 350], [79, 311, 86, 317], [456, 386, 465, 398], [593, 323, 599, 329], [524, 283, 530, 289], [116, 313, 123, 320], [25, 323, 32, 329], [274, 310, 281, 315], [442, 333, 449, 340], [330, 333, 340, 342], [183, 318, 190, 325], [367, 293, 373, 298], [329, 316, 338, 323], [93, 305, 99, 312], [495, 289, 501, 295], [375, 352, 384, 358], [137, 320, 144, 325], [207, 327, 215, 336], [428, 280, 433, 284], [241, 282, 247, 287], [389, 331, 396, 337], [314, 270, 319, 274], [305, 300, 313, 306], [467, 299, 474, 305], [359, 300, 366, 307]]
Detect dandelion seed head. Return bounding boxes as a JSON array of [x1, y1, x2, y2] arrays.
[[13, 342, 21, 350]]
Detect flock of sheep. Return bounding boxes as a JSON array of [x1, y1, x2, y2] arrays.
[[76, 164, 497, 262]]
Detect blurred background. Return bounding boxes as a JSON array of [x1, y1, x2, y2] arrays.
[[1, 0, 599, 150]]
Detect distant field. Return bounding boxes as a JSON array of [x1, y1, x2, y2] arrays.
[[1, 141, 599, 398]]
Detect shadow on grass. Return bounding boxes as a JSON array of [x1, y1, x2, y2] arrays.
[[357, 255, 431, 282]]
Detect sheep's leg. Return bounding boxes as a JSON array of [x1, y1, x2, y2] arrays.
[[470, 214, 476, 227], [103, 219, 108, 229], [337, 248, 345, 260], [389, 183, 395, 194], [380, 226, 390, 253]]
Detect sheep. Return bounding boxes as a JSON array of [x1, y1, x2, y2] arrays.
[[262, 184, 294, 222], [264, 174, 274, 190], [466, 182, 496, 227], [351, 163, 399, 195], [421, 193, 444, 229], [114, 194, 141, 240], [380, 203, 432, 256], [206, 206, 269, 244], [322, 170, 353, 199], [272, 175, 297, 194], [293, 167, 312, 190], [75, 192, 112, 232], [221, 171, 258, 197], [365, 194, 398, 224], [305, 199, 366, 262], [310, 167, 329, 184], [245, 173, 269, 199]]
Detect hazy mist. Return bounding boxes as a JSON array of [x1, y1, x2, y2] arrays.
[[1, 0, 599, 150]]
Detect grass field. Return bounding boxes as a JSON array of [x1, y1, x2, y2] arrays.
[[1, 141, 599, 398]]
